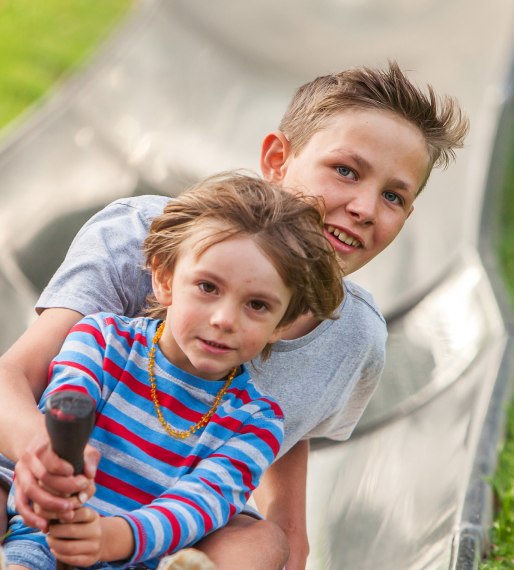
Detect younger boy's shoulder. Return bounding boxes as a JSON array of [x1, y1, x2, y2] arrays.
[[232, 367, 285, 421], [78, 312, 153, 338]]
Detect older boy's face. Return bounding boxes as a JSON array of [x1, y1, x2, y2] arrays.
[[270, 109, 430, 275]]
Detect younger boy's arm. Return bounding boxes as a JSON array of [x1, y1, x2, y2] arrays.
[[253, 440, 310, 570], [46, 506, 134, 567], [117, 408, 284, 566]]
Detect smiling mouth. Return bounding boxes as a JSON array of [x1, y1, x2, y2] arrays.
[[202, 339, 232, 350], [327, 226, 363, 248]]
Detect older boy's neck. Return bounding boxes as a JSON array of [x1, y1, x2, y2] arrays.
[[280, 312, 321, 340]]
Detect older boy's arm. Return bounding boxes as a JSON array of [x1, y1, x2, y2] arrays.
[[253, 440, 310, 570], [0, 308, 82, 460], [0, 308, 99, 529], [2, 309, 103, 529]]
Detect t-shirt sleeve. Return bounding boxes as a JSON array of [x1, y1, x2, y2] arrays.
[[307, 344, 385, 441], [36, 196, 168, 318], [113, 406, 284, 566], [306, 290, 388, 442]]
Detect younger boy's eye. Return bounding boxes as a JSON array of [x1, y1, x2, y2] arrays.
[[336, 166, 357, 180], [383, 191, 403, 205], [248, 300, 268, 312], [198, 281, 217, 294]]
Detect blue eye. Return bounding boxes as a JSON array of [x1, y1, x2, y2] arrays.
[[383, 191, 402, 205], [336, 166, 357, 180]]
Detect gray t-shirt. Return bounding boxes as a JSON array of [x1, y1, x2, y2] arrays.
[[38, 196, 387, 458]]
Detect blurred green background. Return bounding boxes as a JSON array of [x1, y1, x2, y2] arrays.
[[0, 0, 131, 130]]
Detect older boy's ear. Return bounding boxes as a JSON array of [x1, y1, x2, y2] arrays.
[[260, 131, 291, 183], [152, 269, 173, 307]]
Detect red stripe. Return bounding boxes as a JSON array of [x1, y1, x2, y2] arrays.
[[70, 322, 107, 349], [239, 423, 281, 457], [229, 387, 252, 405], [102, 316, 148, 348], [211, 414, 244, 432], [95, 469, 154, 504], [208, 453, 253, 490], [126, 515, 146, 561], [228, 388, 284, 420], [102, 358, 203, 424], [260, 397, 284, 419], [46, 385, 90, 398], [162, 493, 213, 533], [95, 415, 197, 468], [148, 505, 182, 552], [198, 478, 237, 518], [48, 360, 101, 389]]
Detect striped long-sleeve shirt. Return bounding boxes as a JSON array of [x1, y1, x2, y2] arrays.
[[7, 313, 284, 569]]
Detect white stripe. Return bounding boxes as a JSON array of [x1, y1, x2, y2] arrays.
[[92, 439, 179, 489]]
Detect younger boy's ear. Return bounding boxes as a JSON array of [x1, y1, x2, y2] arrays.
[[260, 131, 291, 183], [152, 268, 173, 307], [267, 326, 285, 345]]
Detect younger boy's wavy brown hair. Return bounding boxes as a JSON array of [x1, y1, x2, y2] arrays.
[[143, 171, 344, 358]]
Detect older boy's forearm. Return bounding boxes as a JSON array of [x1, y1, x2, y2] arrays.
[[253, 440, 310, 566], [0, 308, 83, 461], [0, 362, 45, 461]]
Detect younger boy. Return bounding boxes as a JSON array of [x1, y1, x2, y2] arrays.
[[0, 62, 469, 569], [3, 172, 343, 569]]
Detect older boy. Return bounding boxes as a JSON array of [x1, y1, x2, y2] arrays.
[[0, 62, 468, 569]]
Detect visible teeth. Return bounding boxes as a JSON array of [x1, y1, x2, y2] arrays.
[[327, 226, 361, 248]]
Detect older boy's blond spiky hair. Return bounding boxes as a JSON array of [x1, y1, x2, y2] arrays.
[[279, 61, 469, 181]]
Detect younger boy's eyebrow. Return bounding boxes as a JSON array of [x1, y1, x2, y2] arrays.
[[195, 269, 286, 306]]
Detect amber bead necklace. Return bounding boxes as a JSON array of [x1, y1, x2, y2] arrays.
[[148, 321, 237, 439]]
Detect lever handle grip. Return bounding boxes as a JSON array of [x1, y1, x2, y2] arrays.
[[45, 390, 95, 475], [45, 390, 95, 570]]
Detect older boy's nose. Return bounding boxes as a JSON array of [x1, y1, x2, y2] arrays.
[[347, 190, 378, 224]]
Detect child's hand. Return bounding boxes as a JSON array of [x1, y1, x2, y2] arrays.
[[47, 505, 103, 567], [14, 434, 99, 531]]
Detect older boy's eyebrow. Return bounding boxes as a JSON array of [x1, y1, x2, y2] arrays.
[[331, 149, 415, 192], [330, 149, 371, 172], [387, 178, 410, 191]]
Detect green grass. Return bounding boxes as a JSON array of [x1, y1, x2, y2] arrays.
[[480, 129, 514, 568], [0, 0, 131, 130], [482, 403, 514, 568]]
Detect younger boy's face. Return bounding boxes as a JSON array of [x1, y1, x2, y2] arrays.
[[263, 109, 430, 275], [153, 232, 292, 381]]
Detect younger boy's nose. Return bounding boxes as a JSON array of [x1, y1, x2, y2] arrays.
[[210, 304, 237, 332]]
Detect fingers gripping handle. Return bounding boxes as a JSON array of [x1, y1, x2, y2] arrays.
[[45, 391, 95, 474], [45, 391, 95, 570]]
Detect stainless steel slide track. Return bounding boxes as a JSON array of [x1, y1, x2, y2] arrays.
[[1, 1, 513, 568]]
